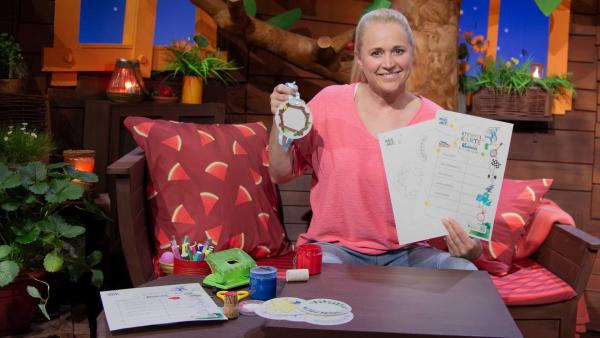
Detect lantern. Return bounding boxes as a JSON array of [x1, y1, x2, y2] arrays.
[[63, 149, 95, 173], [106, 59, 145, 103], [530, 63, 544, 79]]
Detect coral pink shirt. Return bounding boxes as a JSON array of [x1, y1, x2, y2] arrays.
[[292, 83, 440, 254]]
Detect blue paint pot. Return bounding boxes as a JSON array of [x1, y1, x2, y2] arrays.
[[250, 266, 277, 301]]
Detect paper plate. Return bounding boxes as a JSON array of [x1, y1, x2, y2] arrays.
[[275, 100, 312, 140], [262, 297, 306, 316], [239, 300, 264, 316], [304, 312, 354, 326], [300, 298, 352, 316]]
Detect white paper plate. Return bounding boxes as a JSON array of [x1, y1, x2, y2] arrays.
[[275, 101, 312, 140], [262, 297, 306, 316], [300, 298, 352, 316], [304, 312, 354, 326]]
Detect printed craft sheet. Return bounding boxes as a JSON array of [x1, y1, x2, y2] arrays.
[[100, 283, 226, 331], [379, 110, 513, 244]]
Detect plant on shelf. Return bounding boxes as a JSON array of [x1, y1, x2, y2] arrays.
[[0, 124, 103, 326], [161, 35, 239, 104], [0, 33, 27, 93]]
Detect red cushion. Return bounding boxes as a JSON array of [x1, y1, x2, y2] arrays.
[[490, 259, 576, 306], [475, 178, 553, 275], [124, 117, 292, 263]]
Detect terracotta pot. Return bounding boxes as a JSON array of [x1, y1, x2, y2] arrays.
[[0, 79, 22, 94], [0, 272, 43, 336], [181, 76, 203, 104]]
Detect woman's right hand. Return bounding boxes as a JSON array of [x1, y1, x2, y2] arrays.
[[270, 84, 297, 115]]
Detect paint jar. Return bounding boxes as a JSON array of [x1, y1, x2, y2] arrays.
[[173, 258, 210, 275], [249, 266, 277, 301], [295, 244, 322, 275]]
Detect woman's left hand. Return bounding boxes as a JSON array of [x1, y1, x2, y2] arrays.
[[442, 218, 482, 262]]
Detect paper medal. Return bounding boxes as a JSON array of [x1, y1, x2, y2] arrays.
[[275, 99, 313, 140]]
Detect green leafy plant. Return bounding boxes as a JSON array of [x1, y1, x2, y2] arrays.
[[476, 58, 575, 98], [0, 127, 103, 320], [162, 35, 239, 85], [0, 124, 55, 164], [0, 33, 26, 79]]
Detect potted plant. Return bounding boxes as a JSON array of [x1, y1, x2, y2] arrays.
[[0, 124, 103, 336], [0, 33, 27, 94], [471, 58, 575, 121], [162, 35, 239, 104]]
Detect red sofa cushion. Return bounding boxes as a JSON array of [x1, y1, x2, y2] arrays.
[[124, 117, 292, 263], [490, 259, 576, 306], [475, 178, 553, 275]]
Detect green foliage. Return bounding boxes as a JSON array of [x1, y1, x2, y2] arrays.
[[162, 35, 239, 85], [474, 59, 575, 99], [361, 0, 392, 16], [0, 33, 26, 79], [266, 8, 303, 29], [534, 0, 561, 16], [0, 124, 55, 164], [0, 155, 103, 319], [243, 0, 257, 17]]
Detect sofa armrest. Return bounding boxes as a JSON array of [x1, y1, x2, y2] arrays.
[[107, 148, 155, 287], [533, 223, 600, 294]]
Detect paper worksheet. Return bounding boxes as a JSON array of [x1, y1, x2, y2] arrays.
[[100, 283, 226, 331], [379, 110, 513, 244]]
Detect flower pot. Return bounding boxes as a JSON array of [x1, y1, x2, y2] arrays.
[[471, 87, 552, 121], [0, 272, 43, 336], [0, 79, 22, 94], [181, 76, 203, 104]]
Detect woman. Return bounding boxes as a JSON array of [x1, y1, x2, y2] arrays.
[[268, 8, 481, 269]]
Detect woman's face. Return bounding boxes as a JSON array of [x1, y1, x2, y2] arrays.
[[356, 21, 413, 94]]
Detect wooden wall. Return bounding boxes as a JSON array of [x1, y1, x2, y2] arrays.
[[5, 0, 600, 330]]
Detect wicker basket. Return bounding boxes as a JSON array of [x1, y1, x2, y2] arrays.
[[471, 87, 551, 121], [0, 93, 50, 131]]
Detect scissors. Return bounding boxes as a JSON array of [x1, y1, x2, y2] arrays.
[[216, 290, 249, 302]]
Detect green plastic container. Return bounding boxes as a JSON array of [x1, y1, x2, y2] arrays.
[[202, 248, 257, 289]]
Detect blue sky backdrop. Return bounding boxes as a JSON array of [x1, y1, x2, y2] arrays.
[[79, 0, 550, 73]]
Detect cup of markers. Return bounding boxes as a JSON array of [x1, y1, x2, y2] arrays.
[[160, 235, 215, 276]]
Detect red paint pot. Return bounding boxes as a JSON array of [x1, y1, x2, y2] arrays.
[[173, 258, 210, 275], [295, 244, 322, 275]]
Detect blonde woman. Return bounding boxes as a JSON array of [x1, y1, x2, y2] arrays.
[[268, 8, 481, 269]]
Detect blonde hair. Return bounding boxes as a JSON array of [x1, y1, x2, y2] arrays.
[[350, 8, 415, 83]]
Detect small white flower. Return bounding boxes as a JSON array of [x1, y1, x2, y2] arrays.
[[3, 137, 7, 141], [20, 127, 25, 131], [31, 133, 37, 138], [8, 125, 13, 129], [21, 122, 28, 126], [7, 130, 12, 135]]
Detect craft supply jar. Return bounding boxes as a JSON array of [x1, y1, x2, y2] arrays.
[[295, 244, 322, 275], [223, 291, 239, 319], [249, 266, 277, 301], [173, 258, 209, 275]]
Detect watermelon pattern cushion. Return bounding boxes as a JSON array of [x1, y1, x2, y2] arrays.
[[124, 116, 292, 262], [475, 178, 553, 275]]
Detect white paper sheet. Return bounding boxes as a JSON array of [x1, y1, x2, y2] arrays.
[[379, 110, 513, 244], [100, 283, 226, 331]]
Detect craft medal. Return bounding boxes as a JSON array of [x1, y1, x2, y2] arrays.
[[275, 82, 313, 151]]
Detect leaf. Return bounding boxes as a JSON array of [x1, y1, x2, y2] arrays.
[[27, 285, 42, 299], [29, 182, 49, 194], [38, 304, 50, 320], [91, 269, 104, 288], [243, 0, 257, 17], [43, 252, 64, 272], [65, 167, 98, 183], [47, 162, 69, 170], [1, 202, 19, 211], [24, 193, 37, 203], [57, 224, 85, 238], [87, 251, 103, 266], [15, 227, 40, 244], [45, 179, 84, 203], [0, 245, 11, 259], [0, 168, 21, 190], [266, 8, 302, 29], [361, 0, 392, 16], [193, 35, 209, 48], [534, 0, 561, 16], [0, 260, 19, 287], [18, 162, 47, 185]]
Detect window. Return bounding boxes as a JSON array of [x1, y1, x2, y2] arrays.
[[79, 0, 127, 44], [154, 0, 196, 46]]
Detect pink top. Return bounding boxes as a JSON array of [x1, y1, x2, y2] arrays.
[[292, 83, 440, 254]]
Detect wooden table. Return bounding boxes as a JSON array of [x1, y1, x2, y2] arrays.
[[97, 264, 522, 338]]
